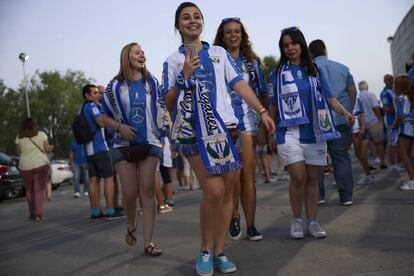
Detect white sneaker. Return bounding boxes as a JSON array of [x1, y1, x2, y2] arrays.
[[83, 192, 89, 196], [290, 218, 304, 239], [307, 221, 327, 239], [159, 204, 174, 214], [73, 192, 81, 198], [400, 181, 414, 191], [278, 174, 290, 181], [357, 175, 374, 185], [389, 165, 405, 173]]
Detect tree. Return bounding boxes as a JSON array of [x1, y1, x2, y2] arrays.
[[29, 70, 94, 157], [262, 55, 279, 81], [0, 81, 26, 154], [0, 70, 94, 157]]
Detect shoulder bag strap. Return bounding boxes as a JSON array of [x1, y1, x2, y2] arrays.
[[29, 137, 46, 154]]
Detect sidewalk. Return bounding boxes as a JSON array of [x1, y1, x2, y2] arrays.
[[0, 160, 413, 276]]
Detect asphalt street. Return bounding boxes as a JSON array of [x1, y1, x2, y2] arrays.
[[1, 159, 414, 276]]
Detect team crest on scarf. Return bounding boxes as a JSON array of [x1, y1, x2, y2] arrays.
[[318, 109, 332, 131], [281, 94, 300, 115], [204, 133, 232, 163], [276, 63, 340, 141], [268, 83, 273, 97]]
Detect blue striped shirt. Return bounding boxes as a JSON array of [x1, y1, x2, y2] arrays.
[[269, 64, 333, 144], [83, 102, 109, 156]]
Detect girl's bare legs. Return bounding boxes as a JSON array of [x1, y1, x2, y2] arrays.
[[138, 157, 159, 248], [286, 161, 307, 218], [239, 134, 257, 228], [187, 154, 225, 253]]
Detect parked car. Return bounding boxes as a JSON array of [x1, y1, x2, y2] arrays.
[[51, 159, 73, 189], [0, 152, 24, 200]]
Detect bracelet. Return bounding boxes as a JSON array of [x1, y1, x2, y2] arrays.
[[258, 107, 267, 115], [116, 122, 122, 132]]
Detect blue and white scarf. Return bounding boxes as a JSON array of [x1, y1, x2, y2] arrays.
[[276, 63, 340, 141], [241, 56, 260, 97], [170, 73, 242, 175], [104, 75, 170, 139]]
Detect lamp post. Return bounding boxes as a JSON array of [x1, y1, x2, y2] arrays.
[[386, 36, 394, 75], [18, 52, 31, 118]]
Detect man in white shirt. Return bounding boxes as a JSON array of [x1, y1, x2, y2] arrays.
[[357, 81, 386, 169]]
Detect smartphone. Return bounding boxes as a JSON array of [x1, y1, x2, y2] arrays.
[[186, 44, 197, 58]]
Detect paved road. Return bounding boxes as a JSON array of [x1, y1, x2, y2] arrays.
[[1, 160, 414, 276]]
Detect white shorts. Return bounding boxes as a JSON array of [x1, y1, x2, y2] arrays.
[[277, 137, 327, 166]]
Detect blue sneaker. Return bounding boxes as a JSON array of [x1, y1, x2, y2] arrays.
[[196, 250, 213, 276], [90, 209, 104, 220], [213, 253, 237, 273], [164, 199, 175, 207], [229, 216, 242, 240]]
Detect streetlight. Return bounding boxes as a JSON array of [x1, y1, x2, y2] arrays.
[[18, 52, 31, 118]]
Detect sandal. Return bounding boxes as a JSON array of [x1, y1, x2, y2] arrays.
[[125, 225, 137, 246], [144, 243, 162, 257], [34, 215, 44, 221]]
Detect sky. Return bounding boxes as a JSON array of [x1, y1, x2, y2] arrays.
[[1, 0, 413, 97]]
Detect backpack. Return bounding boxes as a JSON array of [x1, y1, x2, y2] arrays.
[[72, 101, 95, 144]]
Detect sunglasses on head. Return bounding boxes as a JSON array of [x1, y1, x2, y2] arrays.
[[222, 17, 241, 23], [281, 26, 300, 34]]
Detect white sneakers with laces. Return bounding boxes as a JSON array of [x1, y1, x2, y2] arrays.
[[290, 218, 304, 239], [400, 180, 414, 191], [307, 221, 327, 239], [357, 175, 375, 185]]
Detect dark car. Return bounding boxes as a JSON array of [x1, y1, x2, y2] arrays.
[[0, 152, 24, 200]]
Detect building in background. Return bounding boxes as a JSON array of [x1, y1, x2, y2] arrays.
[[388, 5, 414, 75]]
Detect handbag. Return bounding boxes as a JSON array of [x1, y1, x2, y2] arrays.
[[118, 144, 151, 162]]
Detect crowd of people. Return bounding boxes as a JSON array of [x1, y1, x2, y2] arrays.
[[14, 2, 414, 275]]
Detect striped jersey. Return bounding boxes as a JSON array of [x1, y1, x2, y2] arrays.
[[396, 95, 414, 137], [380, 87, 396, 127], [230, 57, 267, 132], [161, 42, 243, 125], [268, 64, 333, 144], [82, 102, 109, 156], [101, 79, 162, 148]]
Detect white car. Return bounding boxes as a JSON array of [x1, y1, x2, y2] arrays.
[[51, 160, 73, 189]]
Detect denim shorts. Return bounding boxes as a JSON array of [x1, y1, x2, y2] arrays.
[[111, 145, 162, 165]]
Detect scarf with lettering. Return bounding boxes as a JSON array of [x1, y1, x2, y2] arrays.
[[277, 63, 340, 141], [241, 56, 260, 97], [170, 75, 242, 175], [103, 75, 170, 142]]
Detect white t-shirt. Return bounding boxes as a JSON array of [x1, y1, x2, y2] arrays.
[[358, 90, 380, 129], [15, 131, 50, 170]]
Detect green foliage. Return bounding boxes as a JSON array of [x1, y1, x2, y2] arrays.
[[0, 70, 94, 157], [262, 55, 279, 81]]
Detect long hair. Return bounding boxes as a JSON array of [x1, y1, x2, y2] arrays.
[[174, 2, 204, 43], [114, 42, 149, 81], [213, 19, 260, 64], [395, 75, 414, 106], [276, 28, 317, 77], [18, 118, 39, 138]]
